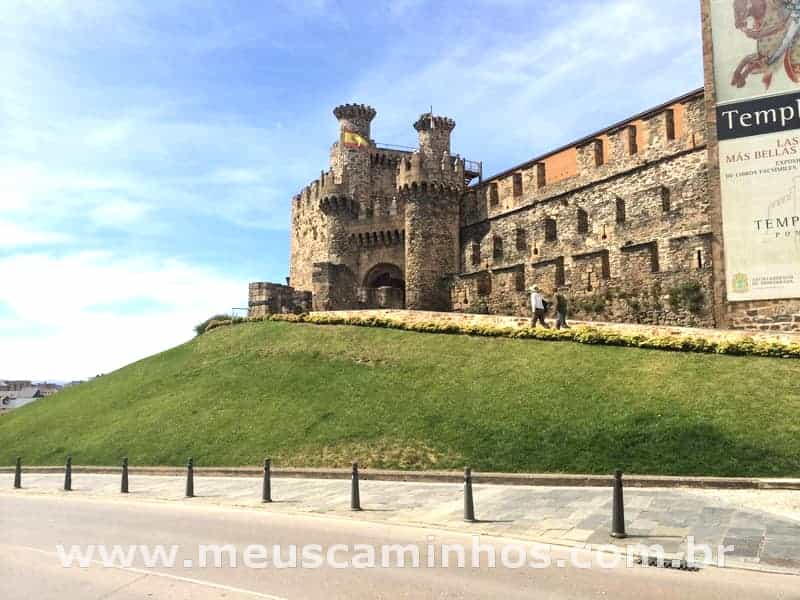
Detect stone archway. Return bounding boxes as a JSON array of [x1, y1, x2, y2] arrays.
[[363, 263, 405, 309]]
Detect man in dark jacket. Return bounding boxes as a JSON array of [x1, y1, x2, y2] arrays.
[[555, 292, 570, 330]]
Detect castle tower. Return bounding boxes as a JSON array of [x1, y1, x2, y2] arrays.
[[415, 113, 455, 162], [400, 112, 465, 311], [330, 104, 376, 204]]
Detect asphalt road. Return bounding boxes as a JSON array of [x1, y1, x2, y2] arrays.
[[1, 494, 798, 599]]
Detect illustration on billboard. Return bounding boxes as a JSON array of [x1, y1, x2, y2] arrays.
[[730, 0, 800, 89]]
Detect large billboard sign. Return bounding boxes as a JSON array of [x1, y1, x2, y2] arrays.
[[709, 0, 800, 301]]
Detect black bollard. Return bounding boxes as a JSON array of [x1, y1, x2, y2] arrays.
[[64, 455, 72, 491], [262, 458, 272, 503], [185, 457, 194, 498], [121, 457, 129, 494], [611, 469, 627, 538], [14, 457, 21, 489], [350, 462, 361, 511], [464, 466, 476, 523]]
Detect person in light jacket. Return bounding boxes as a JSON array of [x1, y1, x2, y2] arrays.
[[529, 285, 549, 328]]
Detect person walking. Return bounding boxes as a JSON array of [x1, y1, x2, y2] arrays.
[[529, 285, 549, 328], [555, 292, 570, 330]]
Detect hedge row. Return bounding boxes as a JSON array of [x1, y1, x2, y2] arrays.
[[205, 313, 800, 360]]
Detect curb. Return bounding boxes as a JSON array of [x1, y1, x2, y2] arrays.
[[2, 466, 799, 490]]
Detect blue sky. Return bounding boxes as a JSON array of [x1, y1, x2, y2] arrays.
[[0, 0, 703, 380]]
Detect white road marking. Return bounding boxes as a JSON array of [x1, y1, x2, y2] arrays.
[[6, 544, 289, 600]]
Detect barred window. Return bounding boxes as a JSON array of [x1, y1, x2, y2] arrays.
[[577, 208, 589, 234]]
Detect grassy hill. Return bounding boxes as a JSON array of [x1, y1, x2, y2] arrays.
[[2, 320, 799, 476]]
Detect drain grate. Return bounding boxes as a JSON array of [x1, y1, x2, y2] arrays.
[[634, 556, 700, 571]]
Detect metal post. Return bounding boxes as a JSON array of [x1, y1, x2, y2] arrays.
[[464, 466, 476, 522], [13, 457, 21, 489], [121, 457, 129, 494], [262, 458, 272, 503], [350, 462, 361, 511], [64, 455, 72, 491], [185, 457, 194, 498], [611, 469, 627, 538]]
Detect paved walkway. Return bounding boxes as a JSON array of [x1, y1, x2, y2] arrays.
[[317, 309, 800, 343], [3, 473, 799, 574]]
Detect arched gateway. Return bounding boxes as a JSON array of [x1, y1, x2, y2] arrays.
[[363, 263, 405, 309]]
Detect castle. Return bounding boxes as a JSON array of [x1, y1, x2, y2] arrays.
[[248, 89, 800, 332]]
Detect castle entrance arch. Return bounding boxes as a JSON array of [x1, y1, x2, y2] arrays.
[[363, 263, 405, 309]]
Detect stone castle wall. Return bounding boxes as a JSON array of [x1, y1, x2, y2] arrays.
[[454, 92, 716, 328], [248, 282, 311, 317], [252, 89, 800, 332]]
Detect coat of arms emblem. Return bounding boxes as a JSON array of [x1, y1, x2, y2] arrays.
[[731, 272, 751, 293], [732, 0, 800, 88]]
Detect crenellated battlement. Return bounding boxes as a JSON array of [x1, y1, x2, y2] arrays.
[[333, 103, 377, 142], [414, 113, 456, 133], [370, 151, 405, 167], [397, 180, 462, 199], [333, 103, 377, 123], [396, 151, 465, 191], [319, 195, 359, 218], [297, 170, 348, 204]]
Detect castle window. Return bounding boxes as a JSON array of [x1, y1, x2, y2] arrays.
[[651, 246, 661, 273], [627, 125, 638, 155], [616, 197, 626, 224], [696, 248, 703, 270], [515, 269, 526, 292], [477, 272, 492, 297], [555, 261, 566, 287], [661, 187, 671, 212], [513, 173, 523, 197], [493, 236, 504, 261], [489, 183, 499, 207], [665, 109, 676, 141], [545, 218, 558, 242], [594, 139, 604, 167], [586, 271, 593, 292], [536, 163, 546, 189], [515, 228, 527, 252], [471, 242, 481, 267], [577, 208, 589, 234]]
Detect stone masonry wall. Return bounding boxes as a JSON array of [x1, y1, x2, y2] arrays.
[[454, 91, 715, 328], [248, 283, 311, 317]]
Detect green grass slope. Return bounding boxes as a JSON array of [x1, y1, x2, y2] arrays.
[[2, 321, 799, 476]]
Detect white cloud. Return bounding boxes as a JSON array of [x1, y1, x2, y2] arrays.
[[88, 199, 151, 227], [0, 219, 72, 248], [0, 251, 246, 380]]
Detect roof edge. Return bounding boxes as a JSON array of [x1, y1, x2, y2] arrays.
[[476, 87, 705, 187]]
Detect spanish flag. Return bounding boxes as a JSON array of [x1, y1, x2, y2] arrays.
[[342, 130, 369, 149]]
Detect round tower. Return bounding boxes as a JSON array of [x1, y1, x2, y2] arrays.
[[401, 111, 465, 312], [402, 182, 462, 311], [333, 103, 377, 140], [414, 113, 456, 163], [330, 103, 376, 205]]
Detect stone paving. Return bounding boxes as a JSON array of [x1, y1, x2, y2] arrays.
[[317, 309, 800, 344], [2, 473, 799, 574]]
